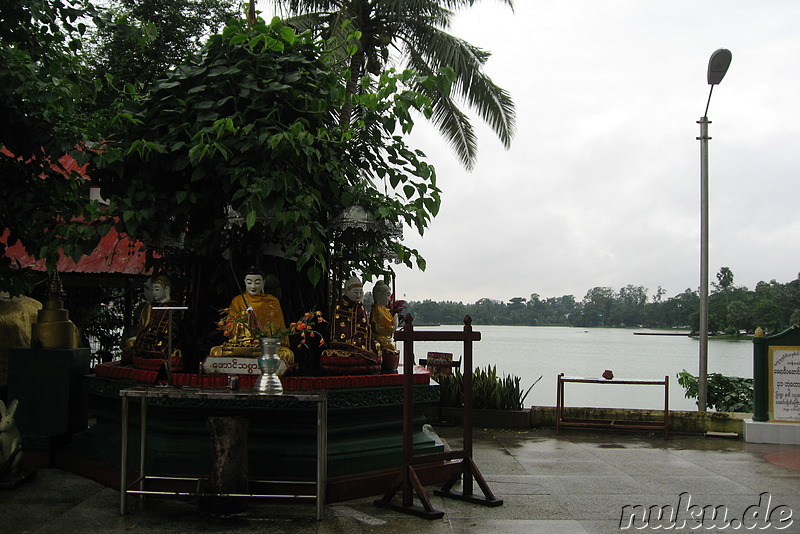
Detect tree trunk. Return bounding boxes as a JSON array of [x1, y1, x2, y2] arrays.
[[200, 416, 249, 514], [340, 51, 365, 128]]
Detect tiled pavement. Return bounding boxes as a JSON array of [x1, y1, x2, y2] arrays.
[[2, 426, 799, 533]]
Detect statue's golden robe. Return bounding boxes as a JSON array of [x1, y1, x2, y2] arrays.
[[210, 293, 292, 361], [320, 295, 380, 374]]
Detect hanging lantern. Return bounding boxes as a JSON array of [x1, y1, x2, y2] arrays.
[[329, 205, 402, 264]]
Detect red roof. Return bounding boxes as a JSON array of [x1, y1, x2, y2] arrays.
[[0, 146, 90, 177], [3, 227, 151, 275], [2, 148, 151, 276]]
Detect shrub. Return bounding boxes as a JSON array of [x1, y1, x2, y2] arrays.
[[436, 365, 541, 410], [677, 369, 754, 412]]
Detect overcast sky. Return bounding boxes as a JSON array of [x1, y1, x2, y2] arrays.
[[261, 1, 800, 304]]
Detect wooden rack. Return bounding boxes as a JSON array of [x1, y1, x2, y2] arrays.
[[374, 315, 502, 519]]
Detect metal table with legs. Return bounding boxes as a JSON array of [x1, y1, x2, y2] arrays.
[[119, 386, 327, 519]]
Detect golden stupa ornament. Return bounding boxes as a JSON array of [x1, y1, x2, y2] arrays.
[[31, 271, 81, 349]]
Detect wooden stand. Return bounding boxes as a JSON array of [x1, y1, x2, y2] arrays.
[[374, 315, 502, 519]]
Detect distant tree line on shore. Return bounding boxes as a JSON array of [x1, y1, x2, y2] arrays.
[[402, 268, 800, 335]]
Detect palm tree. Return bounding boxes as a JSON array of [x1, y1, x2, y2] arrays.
[[264, 0, 516, 170]]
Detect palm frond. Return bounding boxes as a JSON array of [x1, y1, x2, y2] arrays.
[[264, 0, 516, 168], [380, 0, 455, 28], [282, 12, 327, 32], [272, 0, 343, 15], [406, 51, 478, 169], [418, 0, 514, 13], [402, 25, 516, 149]]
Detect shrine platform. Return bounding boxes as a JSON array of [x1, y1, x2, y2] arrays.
[[63, 364, 452, 502]]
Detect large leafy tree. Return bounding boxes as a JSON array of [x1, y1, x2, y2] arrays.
[[0, 2, 443, 294], [87, 0, 239, 91], [95, 16, 444, 288], [0, 0, 111, 294], [92, 16, 445, 360], [267, 0, 516, 170], [0, 1, 245, 296], [580, 286, 616, 326]]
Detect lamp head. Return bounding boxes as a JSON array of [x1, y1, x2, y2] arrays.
[[707, 49, 732, 85]]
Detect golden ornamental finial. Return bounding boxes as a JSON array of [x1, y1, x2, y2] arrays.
[[46, 270, 66, 302]]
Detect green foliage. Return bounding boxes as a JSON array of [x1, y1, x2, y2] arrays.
[[270, 0, 516, 170], [0, 0, 113, 294], [95, 16, 445, 282], [404, 272, 800, 334], [676, 369, 754, 412], [71, 289, 125, 364], [1, 5, 446, 294], [86, 0, 237, 91], [713, 266, 735, 292], [437, 370, 463, 408], [436, 366, 540, 411]]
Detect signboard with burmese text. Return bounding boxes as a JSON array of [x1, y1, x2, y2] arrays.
[[769, 346, 800, 422], [426, 352, 455, 376]]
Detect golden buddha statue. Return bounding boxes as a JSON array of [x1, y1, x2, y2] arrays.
[[370, 281, 398, 354], [121, 277, 153, 360], [209, 270, 293, 363]]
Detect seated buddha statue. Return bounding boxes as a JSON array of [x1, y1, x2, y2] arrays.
[[369, 281, 399, 372], [209, 269, 293, 364], [131, 275, 184, 371], [319, 276, 381, 375], [121, 277, 153, 363]]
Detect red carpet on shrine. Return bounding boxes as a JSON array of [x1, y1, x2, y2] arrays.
[[93, 361, 430, 389]]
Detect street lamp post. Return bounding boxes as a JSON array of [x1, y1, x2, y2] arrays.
[[698, 49, 732, 412]]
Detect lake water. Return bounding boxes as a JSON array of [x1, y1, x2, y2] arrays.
[[400, 325, 754, 412]]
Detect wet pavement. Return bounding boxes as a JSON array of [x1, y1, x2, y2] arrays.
[[2, 426, 799, 533]]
